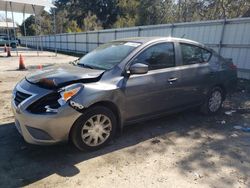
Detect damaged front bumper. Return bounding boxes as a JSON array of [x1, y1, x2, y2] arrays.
[[11, 81, 82, 145]]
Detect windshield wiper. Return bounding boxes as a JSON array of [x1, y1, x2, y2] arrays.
[[69, 58, 80, 65], [69, 59, 94, 69], [77, 63, 94, 69]]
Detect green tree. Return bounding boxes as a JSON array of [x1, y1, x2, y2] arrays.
[[67, 20, 82, 33], [114, 0, 139, 27], [176, 0, 250, 21], [19, 15, 37, 36], [137, 0, 177, 25], [137, 0, 162, 25], [19, 11, 53, 36], [83, 12, 102, 31], [89, 0, 119, 28], [54, 0, 119, 29], [20, 0, 250, 36]]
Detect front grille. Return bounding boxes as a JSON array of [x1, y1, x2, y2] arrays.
[[14, 91, 31, 106], [27, 92, 61, 114]]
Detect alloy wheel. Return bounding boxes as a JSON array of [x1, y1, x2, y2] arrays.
[[81, 114, 112, 147], [208, 90, 222, 112]]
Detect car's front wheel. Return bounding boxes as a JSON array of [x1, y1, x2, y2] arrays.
[[70, 106, 117, 151], [201, 87, 224, 115]]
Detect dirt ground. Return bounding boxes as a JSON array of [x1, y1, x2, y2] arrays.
[[0, 47, 249, 188]]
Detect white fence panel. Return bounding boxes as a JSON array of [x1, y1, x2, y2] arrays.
[[99, 31, 115, 43], [140, 27, 172, 37], [20, 17, 250, 79], [116, 29, 139, 38]]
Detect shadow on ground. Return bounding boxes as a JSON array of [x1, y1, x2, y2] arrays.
[[0, 106, 250, 187], [0, 91, 250, 187]]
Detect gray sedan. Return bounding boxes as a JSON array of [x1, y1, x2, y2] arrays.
[[12, 37, 237, 150]]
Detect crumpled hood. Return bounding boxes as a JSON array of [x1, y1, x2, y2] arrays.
[[26, 64, 105, 89]]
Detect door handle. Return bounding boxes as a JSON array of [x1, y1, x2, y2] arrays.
[[168, 77, 178, 84]]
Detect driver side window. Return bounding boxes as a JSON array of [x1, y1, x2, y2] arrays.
[[133, 42, 175, 70]]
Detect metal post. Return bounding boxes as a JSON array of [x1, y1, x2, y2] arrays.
[[32, 5, 39, 56], [37, 12, 43, 52], [38, 19, 42, 52], [23, 4, 27, 48], [86, 32, 88, 53], [114, 29, 117, 40], [60, 34, 62, 51], [218, 18, 226, 55], [41, 36, 43, 51], [33, 36, 35, 48], [97, 31, 99, 47], [5, 2, 10, 48], [53, 8, 57, 56], [66, 34, 68, 51], [10, 2, 18, 56], [170, 23, 174, 37], [138, 27, 141, 37], [49, 35, 51, 49], [74, 33, 77, 53]]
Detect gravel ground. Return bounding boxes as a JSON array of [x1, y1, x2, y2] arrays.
[[0, 47, 249, 188]]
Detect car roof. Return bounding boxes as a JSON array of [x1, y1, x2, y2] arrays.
[[114, 37, 207, 49]]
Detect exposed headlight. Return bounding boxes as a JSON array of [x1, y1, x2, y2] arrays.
[[27, 84, 83, 114], [58, 84, 82, 105]]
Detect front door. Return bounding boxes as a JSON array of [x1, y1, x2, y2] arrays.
[[124, 42, 179, 121]]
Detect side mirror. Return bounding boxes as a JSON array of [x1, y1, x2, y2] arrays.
[[129, 63, 148, 75]]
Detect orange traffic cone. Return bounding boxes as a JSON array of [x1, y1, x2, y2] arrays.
[[38, 65, 43, 70], [7, 47, 11, 57], [4, 44, 7, 52], [19, 54, 26, 70]]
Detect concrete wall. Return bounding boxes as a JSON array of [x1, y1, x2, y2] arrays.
[[20, 17, 250, 79]]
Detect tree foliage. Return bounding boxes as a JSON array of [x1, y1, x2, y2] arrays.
[[20, 0, 250, 35], [114, 0, 139, 27], [20, 11, 53, 36], [83, 11, 103, 31]]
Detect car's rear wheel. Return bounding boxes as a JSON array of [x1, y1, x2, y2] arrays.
[[70, 106, 117, 151], [201, 87, 224, 115]]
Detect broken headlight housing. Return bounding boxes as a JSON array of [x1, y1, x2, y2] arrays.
[[27, 84, 82, 114], [58, 84, 82, 106]]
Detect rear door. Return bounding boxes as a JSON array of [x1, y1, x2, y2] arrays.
[[174, 42, 213, 105]]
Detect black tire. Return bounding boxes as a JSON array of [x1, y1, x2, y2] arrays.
[[10, 43, 16, 48], [70, 106, 117, 151], [201, 87, 224, 115]]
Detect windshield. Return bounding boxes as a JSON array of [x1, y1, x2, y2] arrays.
[[78, 41, 141, 70]]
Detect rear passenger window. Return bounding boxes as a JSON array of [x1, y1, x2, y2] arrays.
[[134, 42, 175, 70], [180, 43, 211, 65]]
